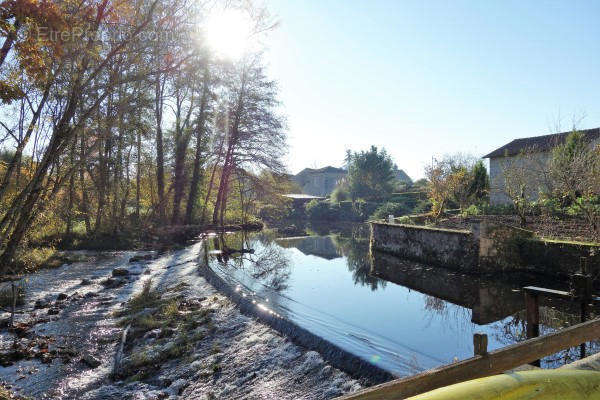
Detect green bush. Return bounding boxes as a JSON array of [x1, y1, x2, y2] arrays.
[[257, 203, 291, 223], [396, 216, 415, 225], [463, 204, 482, 216], [479, 203, 516, 215], [331, 187, 350, 203], [370, 202, 411, 220], [415, 199, 432, 214], [305, 200, 340, 221]]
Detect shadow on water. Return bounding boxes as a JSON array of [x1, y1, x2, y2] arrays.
[[204, 222, 600, 376]]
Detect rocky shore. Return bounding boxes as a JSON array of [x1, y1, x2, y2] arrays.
[[0, 241, 362, 399]]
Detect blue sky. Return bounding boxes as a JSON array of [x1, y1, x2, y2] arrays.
[[263, 0, 600, 179]]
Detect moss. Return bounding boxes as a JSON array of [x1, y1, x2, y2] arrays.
[[116, 281, 215, 380], [0, 385, 29, 400], [211, 362, 222, 373], [538, 237, 600, 247]]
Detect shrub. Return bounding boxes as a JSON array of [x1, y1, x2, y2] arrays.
[[396, 216, 415, 225], [371, 202, 411, 220], [479, 203, 516, 216], [257, 203, 290, 223], [463, 204, 482, 216], [413, 198, 432, 214], [14, 246, 58, 272], [305, 200, 340, 221], [331, 187, 350, 203]]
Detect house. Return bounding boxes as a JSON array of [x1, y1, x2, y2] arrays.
[[483, 128, 600, 205], [293, 166, 347, 197], [293, 165, 413, 197]]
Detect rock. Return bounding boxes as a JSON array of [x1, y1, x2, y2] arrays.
[[84, 291, 98, 298], [82, 353, 101, 368], [56, 293, 68, 301], [60, 346, 78, 357], [143, 269, 151, 275], [101, 278, 125, 288], [40, 352, 53, 364], [143, 329, 162, 341], [112, 268, 129, 277], [13, 323, 29, 337], [129, 254, 153, 263], [47, 308, 59, 315], [80, 278, 92, 286], [169, 378, 188, 395], [34, 299, 49, 309]]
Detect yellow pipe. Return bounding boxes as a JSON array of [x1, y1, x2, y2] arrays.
[[407, 370, 600, 400]]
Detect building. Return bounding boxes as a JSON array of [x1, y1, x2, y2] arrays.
[[483, 128, 600, 205], [293, 166, 347, 197], [293, 166, 413, 197]]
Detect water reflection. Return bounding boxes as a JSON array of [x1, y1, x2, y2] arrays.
[[370, 252, 524, 325], [203, 223, 600, 375], [210, 232, 291, 292]]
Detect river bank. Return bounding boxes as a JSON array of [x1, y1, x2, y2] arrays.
[[0, 240, 361, 399]]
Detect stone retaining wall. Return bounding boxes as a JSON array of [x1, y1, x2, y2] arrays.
[[369, 222, 479, 271], [370, 220, 600, 282]]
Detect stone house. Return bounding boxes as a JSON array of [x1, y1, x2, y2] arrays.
[[483, 128, 600, 205], [293, 166, 347, 197], [293, 166, 413, 197]]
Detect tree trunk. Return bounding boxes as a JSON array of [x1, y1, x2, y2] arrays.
[[185, 67, 210, 224], [79, 128, 91, 233], [154, 64, 166, 224]]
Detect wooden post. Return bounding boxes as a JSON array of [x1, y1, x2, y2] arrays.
[[572, 257, 592, 359], [524, 289, 540, 366], [473, 333, 488, 356]]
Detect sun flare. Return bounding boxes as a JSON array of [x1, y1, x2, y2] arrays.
[[204, 9, 255, 59]]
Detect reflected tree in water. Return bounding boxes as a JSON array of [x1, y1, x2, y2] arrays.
[[245, 245, 291, 291], [492, 307, 600, 367], [333, 231, 386, 291], [210, 232, 291, 292]]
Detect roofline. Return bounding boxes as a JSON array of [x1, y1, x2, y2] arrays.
[[483, 128, 600, 159]]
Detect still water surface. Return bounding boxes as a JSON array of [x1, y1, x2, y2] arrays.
[[204, 224, 595, 376]]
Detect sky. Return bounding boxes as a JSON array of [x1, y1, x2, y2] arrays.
[[262, 0, 600, 179]]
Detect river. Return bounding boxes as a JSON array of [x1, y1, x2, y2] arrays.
[[204, 222, 600, 377]]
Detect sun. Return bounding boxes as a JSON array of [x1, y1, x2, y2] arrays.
[[203, 9, 255, 60]]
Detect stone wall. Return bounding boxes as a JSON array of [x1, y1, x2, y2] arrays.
[[369, 222, 479, 271], [371, 220, 600, 282], [489, 152, 551, 206]]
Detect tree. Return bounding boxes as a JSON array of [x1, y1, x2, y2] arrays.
[[550, 131, 600, 234], [211, 57, 286, 225], [499, 148, 541, 227], [346, 146, 396, 201], [425, 154, 480, 219], [469, 160, 489, 202], [0, 0, 289, 280]]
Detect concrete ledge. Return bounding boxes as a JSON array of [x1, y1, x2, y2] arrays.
[[370, 221, 472, 235]]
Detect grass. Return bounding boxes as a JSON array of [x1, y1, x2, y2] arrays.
[[115, 281, 214, 380], [0, 385, 29, 399], [13, 247, 58, 272]]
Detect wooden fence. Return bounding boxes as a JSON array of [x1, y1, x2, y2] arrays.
[[336, 318, 600, 400]]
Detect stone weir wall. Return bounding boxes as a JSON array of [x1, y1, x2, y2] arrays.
[[369, 223, 479, 271], [370, 220, 600, 281]]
